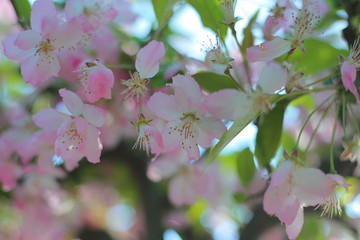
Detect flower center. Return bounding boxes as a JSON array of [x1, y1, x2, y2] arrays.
[[177, 112, 199, 139], [59, 122, 84, 151], [121, 72, 149, 99]]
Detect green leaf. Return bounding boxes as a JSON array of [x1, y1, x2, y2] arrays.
[[11, 0, 31, 28], [233, 192, 247, 203], [255, 99, 290, 167], [290, 39, 348, 74], [208, 109, 260, 163], [241, 10, 259, 54], [192, 72, 240, 92], [186, 0, 227, 39], [152, 0, 177, 30], [236, 148, 255, 187]]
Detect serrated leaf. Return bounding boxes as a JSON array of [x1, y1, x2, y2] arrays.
[[192, 72, 240, 92], [241, 10, 259, 54], [236, 148, 255, 187], [186, 0, 227, 40], [255, 100, 289, 167], [208, 109, 260, 163], [11, 0, 31, 28]]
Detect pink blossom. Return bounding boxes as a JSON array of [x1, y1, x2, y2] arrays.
[[147, 74, 226, 160], [65, 0, 118, 33], [76, 60, 114, 103], [247, 8, 320, 62], [32, 89, 105, 170], [263, 160, 330, 239], [122, 40, 165, 99], [2, 0, 82, 85]]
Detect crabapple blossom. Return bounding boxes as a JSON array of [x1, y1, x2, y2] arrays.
[[340, 37, 360, 103], [263, 0, 297, 40], [65, 0, 118, 33], [263, 160, 331, 239], [247, 8, 320, 62], [121, 40, 165, 99], [148, 74, 226, 161], [75, 60, 114, 103], [32, 89, 105, 170], [2, 0, 82, 85], [131, 114, 164, 158]]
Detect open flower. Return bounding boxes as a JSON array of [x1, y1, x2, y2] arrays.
[[32, 89, 105, 170], [121, 40, 165, 99], [247, 8, 320, 63], [263, 160, 330, 239], [2, 0, 82, 85], [148, 74, 226, 161]]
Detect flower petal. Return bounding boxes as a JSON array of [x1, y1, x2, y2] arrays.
[[83, 124, 102, 164], [285, 207, 304, 240], [59, 88, 84, 116], [21, 52, 60, 85], [2, 34, 33, 61], [172, 74, 201, 103], [31, 0, 59, 34], [14, 30, 41, 50], [341, 61, 359, 103], [257, 62, 287, 93], [32, 108, 69, 130], [246, 37, 292, 63], [83, 104, 106, 127], [147, 92, 181, 121], [135, 40, 165, 78]]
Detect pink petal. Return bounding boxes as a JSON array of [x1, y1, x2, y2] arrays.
[[341, 61, 359, 103], [270, 160, 293, 187], [161, 121, 183, 152], [285, 207, 304, 240], [59, 88, 84, 116], [145, 126, 164, 155], [14, 30, 41, 50], [257, 62, 287, 93], [147, 92, 181, 121], [83, 104, 106, 127], [2, 34, 33, 61], [49, 19, 83, 49], [86, 63, 114, 102], [135, 40, 165, 78], [21, 52, 60, 85], [197, 119, 226, 148], [293, 167, 330, 206], [172, 74, 201, 103], [32, 108, 70, 130], [205, 89, 251, 121], [31, 0, 59, 34], [246, 37, 292, 63], [83, 124, 102, 164], [55, 119, 84, 166], [147, 156, 179, 181]]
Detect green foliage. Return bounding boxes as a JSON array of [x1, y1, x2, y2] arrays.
[[236, 148, 255, 187], [10, 0, 31, 28], [255, 100, 289, 168], [290, 39, 348, 74], [186, 0, 227, 39], [192, 72, 240, 92], [152, 0, 177, 30], [297, 216, 326, 240], [208, 109, 260, 163], [241, 10, 259, 54]]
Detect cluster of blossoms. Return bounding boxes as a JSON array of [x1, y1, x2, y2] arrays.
[[1, 0, 360, 238]]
